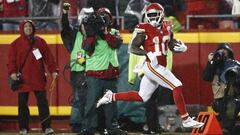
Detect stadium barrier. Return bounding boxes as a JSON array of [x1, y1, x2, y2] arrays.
[[0, 32, 240, 117]]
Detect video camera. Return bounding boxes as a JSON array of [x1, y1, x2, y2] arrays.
[[224, 65, 240, 91], [220, 59, 240, 108], [82, 12, 107, 36], [211, 50, 227, 68], [214, 60, 240, 133]]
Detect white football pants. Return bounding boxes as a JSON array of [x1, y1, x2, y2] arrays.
[[138, 62, 182, 102]]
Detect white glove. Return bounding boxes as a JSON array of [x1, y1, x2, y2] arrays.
[[146, 51, 158, 67], [173, 39, 187, 52]]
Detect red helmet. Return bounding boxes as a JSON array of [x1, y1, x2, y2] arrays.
[[97, 7, 112, 27], [97, 7, 112, 20], [145, 3, 164, 27]]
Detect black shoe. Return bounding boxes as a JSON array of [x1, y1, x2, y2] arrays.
[[77, 129, 95, 135], [142, 130, 161, 135], [142, 131, 160, 135], [106, 128, 127, 135], [142, 124, 163, 135], [71, 123, 82, 133]]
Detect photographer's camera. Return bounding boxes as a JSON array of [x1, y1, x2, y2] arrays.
[[211, 51, 226, 66], [83, 13, 106, 36]]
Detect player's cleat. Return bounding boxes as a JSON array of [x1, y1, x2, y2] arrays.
[[96, 90, 113, 108], [182, 117, 204, 128]]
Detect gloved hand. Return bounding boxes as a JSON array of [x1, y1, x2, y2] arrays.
[[63, 2, 71, 13], [173, 39, 187, 52], [146, 51, 158, 67]]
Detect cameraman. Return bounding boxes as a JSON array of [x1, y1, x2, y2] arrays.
[[203, 43, 239, 134], [61, 3, 93, 133], [203, 43, 234, 112], [220, 59, 240, 134], [81, 8, 126, 135]]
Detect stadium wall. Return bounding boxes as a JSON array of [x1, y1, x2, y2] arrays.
[[0, 32, 240, 116]]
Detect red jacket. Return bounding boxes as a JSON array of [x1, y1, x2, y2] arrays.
[[7, 21, 58, 92]]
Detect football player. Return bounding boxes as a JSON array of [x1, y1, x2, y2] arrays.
[[96, 3, 204, 128]]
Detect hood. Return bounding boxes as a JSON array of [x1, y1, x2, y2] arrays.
[[19, 20, 35, 40], [217, 43, 234, 59]]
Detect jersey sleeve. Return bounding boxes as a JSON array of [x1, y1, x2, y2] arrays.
[[134, 23, 146, 33], [162, 21, 173, 33]]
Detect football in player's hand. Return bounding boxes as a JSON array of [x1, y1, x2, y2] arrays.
[[172, 38, 187, 53]]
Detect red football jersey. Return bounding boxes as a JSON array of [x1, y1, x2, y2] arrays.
[[134, 21, 173, 66]]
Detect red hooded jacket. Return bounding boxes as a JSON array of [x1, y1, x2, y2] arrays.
[[7, 20, 58, 92]]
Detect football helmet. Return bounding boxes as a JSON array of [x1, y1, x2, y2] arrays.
[[145, 3, 164, 27], [97, 7, 112, 27]]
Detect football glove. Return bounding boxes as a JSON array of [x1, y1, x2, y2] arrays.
[[173, 39, 187, 52]]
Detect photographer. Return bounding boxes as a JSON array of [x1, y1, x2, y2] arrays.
[[81, 8, 126, 135], [203, 43, 234, 113], [61, 3, 93, 133], [203, 43, 240, 134], [220, 59, 240, 134]]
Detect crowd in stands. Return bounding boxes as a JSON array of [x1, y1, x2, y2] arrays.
[[0, 0, 62, 31], [0, 0, 239, 32]]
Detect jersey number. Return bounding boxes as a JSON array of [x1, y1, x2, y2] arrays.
[[153, 36, 169, 56]]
